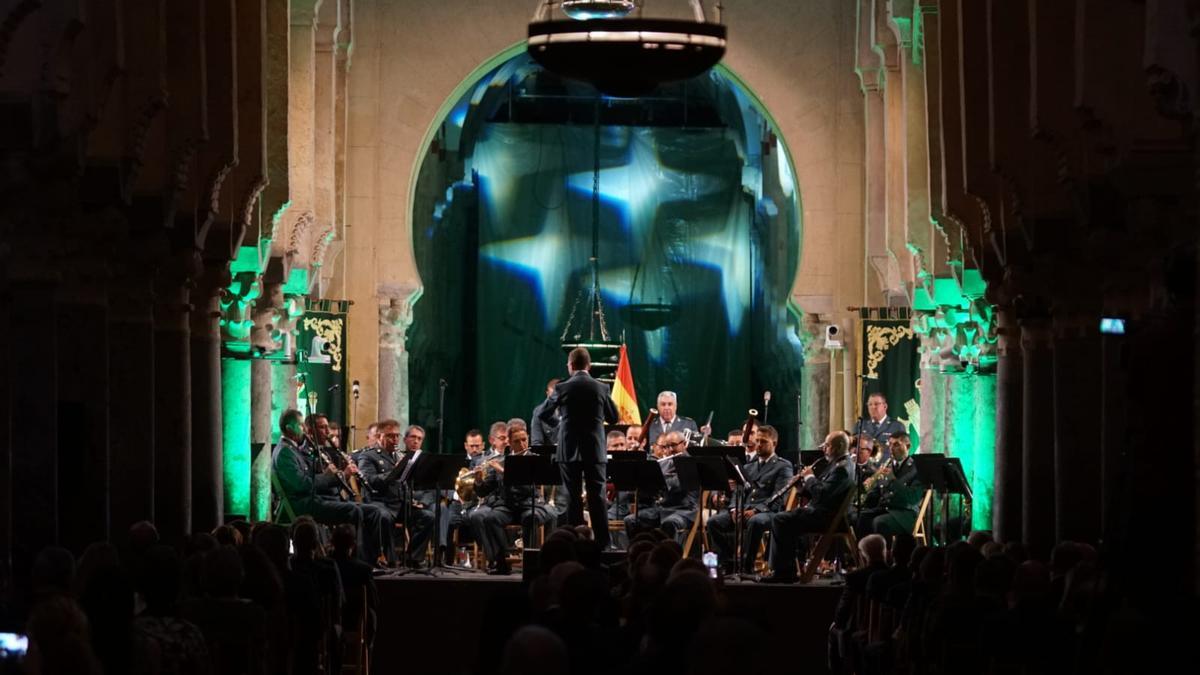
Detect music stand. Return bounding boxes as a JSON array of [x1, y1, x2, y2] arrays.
[[607, 457, 666, 522], [911, 454, 947, 545], [777, 448, 800, 468], [673, 455, 731, 557], [407, 454, 469, 575], [503, 454, 561, 549], [388, 450, 432, 576], [940, 456, 973, 542], [690, 447, 752, 575]]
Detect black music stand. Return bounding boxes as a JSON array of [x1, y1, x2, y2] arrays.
[[410, 454, 470, 575], [690, 447, 752, 575], [529, 444, 557, 458], [777, 448, 800, 468], [912, 453, 947, 545], [389, 450, 431, 576], [940, 457, 973, 542], [673, 455, 731, 557], [607, 457, 666, 524], [503, 454, 561, 548]]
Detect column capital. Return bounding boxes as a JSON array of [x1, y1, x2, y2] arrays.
[[378, 285, 420, 351], [220, 272, 263, 345]]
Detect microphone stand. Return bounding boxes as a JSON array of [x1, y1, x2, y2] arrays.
[[426, 378, 468, 575]]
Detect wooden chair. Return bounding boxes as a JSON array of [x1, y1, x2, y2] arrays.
[[751, 486, 800, 573], [270, 471, 297, 525], [799, 488, 860, 583]]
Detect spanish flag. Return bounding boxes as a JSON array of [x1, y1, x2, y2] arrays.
[[611, 344, 642, 425]]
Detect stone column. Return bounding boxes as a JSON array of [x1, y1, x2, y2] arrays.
[[10, 280, 59, 553], [109, 278, 157, 531], [190, 276, 225, 532], [970, 372, 997, 532], [250, 358, 274, 521], [57, 284, 112, 552], [992, 306, 1023, 541], [1020, 318, 1056, 559], [378, 289, 417, 424], [249, 284, 284, 521], [155, 281, 193, 542], [917, 332, 942, 453], [1052, 315, 1102, 544], [218, 273, 261, 521], [799, 319, 831, 450]]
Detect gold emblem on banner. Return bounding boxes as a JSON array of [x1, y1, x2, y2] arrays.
[[864, 324, 914, 379], [302, 317, 345, 372]]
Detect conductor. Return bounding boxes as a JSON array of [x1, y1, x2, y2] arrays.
[[538, 347, 619, 548]]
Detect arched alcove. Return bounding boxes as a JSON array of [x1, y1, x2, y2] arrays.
[[406, 46, 806, 447]]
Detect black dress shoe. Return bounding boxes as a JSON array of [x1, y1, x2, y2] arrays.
[[488, 562, 512, 576], [757, 572, 798, 584]]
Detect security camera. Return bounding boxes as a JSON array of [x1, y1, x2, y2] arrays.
[[824, 324, 843, 350]]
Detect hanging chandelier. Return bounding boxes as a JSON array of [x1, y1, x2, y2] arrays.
[[527, 0, 727, 97]]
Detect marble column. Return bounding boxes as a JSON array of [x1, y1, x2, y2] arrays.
[[57, 287, 112, 552], [190, 281, 225, 532], [221, 355, 252, 520], [800, 358, 831, 450], [1052, 315, 1102, 544], [917, 332, 942, 454], [970, 372, 997, 532], [1020, 318, 1056, 559], [249, 287, 284, 522], [108, 278, 157, 531], [378, 291, 416, 425], [992, 307, 1023, 541], [10, 281, 59, 554], [155, 282, 193, 542], [250, 358, 274, 521]]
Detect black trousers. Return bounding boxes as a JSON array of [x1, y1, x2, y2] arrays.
[[558, 461, 610, 548], [855, 507, 917, 538], [303, 498, 393, 564], [708, 509, 774, 569], [469, 504, 554, 564]]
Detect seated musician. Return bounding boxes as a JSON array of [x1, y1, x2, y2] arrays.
[[759, 431, 855, 583], [438, 429, 486, 565], [356, 420, 437, 568], [854, 432, 923, 537], [708, 425, 794, 573], [272, 409, 392, 566], [623, 431, 697, 544], [469, 424, 555, 575], [307, 414, 358, 501], [625, 424, 644, 452], [849, 435, 880, 523]]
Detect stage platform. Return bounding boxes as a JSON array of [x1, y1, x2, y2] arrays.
[[372, 569, 841, 674]]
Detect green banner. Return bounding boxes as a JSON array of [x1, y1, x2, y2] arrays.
[[858, 315, 921, 450], [298, 301, 348, 427]]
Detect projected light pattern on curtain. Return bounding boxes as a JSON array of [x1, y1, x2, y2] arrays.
[[407, 52, 805, 449]]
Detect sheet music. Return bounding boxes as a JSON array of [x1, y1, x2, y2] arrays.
[[397, 449, 422, 485]]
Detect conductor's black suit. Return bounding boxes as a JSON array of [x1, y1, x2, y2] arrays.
[[538, 369, 619, 548]]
